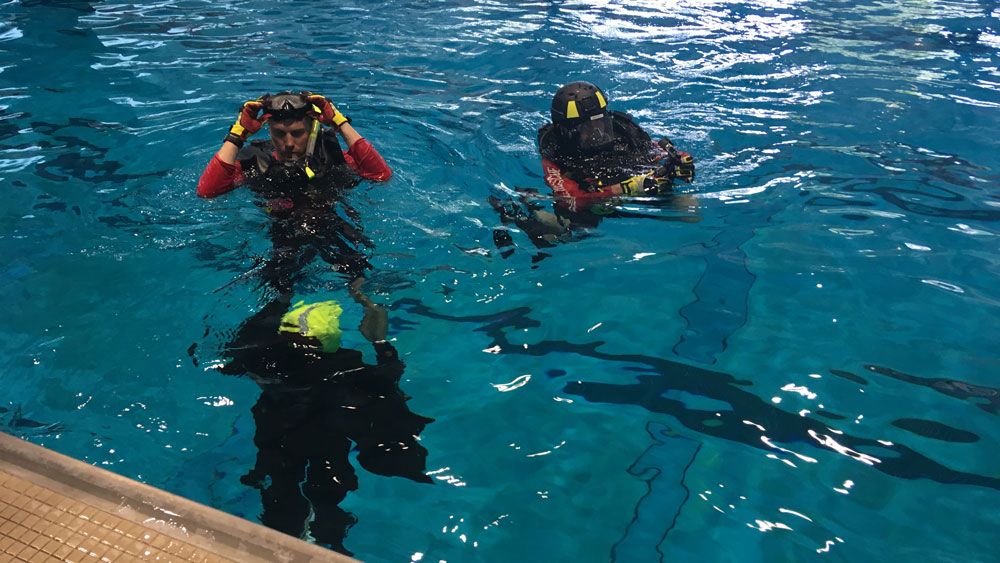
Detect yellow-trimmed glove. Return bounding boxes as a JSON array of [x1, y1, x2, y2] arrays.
[[305, 93, 350, 129], [657, 138, 695, 183], [620, 172, 672, 196], [225, 98, 269, 148]]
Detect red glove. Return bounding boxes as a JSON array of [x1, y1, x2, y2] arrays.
[[305, 94, 350, 129], [225, 99, 269, 147]]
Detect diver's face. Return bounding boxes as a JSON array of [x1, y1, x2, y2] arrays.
[[573, 115, 616, 154], [269, 118, 310, 161]]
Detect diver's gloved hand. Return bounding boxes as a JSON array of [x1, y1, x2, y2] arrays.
[[620, 172, 671, 196], [305, 93, 351, 129], [658, 138, 696, 183], [225, 99, 269, 148]]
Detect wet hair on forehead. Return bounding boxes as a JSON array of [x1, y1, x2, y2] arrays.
[[269, 115, 313, 129]]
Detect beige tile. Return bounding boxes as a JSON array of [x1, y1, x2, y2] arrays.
[[62, 531, 84, 549], [8, 523, 29, 541], [22, 499, 43, 515], [9, 508, 31, 526], [110, 521, 131, 538], [157, 539, 178, 556], [8, 493, 30, 509], [78, 536, 101, 554], [83, 524, 109, 544], [28, 531, 49, 550], [64, 546, 96, 563], [98, 515, 120, 531], [53, 497, 74, 512], [39, 538, 62, 555], [30, 501, 54, 521], [93, 537, 114, 558], [173, 544, 195, 559], [29, 549, 55, 563], [107, 536, 131, 555], [41, 522, 65, 542], [1, 514, 21, 531], [64, 515, 88, 533], [89, 509, 110, 527], [14, 545, 39, 561], [150, 533, 172, 550], [23, 485, 43, 499], [18, 530, 39, 548], [100, 546, 124, 562], [51, 510, 75, 527], [5, 539, 28, 556], [78, 507, 99, 522], [118, 522, 143, 540], [21, 514, 41, 530], [6, 476, 28, 492], [51, 543, 75, 560], [32, 489, 56, 505], [0, 535, 16, 552]]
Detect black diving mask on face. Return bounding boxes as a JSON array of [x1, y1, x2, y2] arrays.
[[558, 113, 616, 155], [261, 91, 312, 121]]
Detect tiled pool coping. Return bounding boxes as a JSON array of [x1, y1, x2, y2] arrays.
[[0, 432, 353, 562]]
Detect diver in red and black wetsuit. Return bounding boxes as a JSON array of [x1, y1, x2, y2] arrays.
[[198, 91, 391, 296], [491, 81, 696, 253], [198, 91, 391, 198], [198, 93, 412, 553]]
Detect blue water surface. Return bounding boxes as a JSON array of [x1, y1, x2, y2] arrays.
[[2, 0, 999, 561]]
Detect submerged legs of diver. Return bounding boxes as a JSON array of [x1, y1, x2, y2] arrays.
[[488, 190, 581, 264], [246, 392, 360, 555]]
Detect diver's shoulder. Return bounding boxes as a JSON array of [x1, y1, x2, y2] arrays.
[[537, 122, 555, 143]]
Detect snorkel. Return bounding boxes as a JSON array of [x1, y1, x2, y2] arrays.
[[304, 116, 320, 179]]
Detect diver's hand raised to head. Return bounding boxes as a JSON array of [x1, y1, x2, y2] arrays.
[[225, 98, 270, 147], [304, 93, 350, 129]]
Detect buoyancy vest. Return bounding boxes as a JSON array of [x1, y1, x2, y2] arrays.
[[538, 111, 657, 188], [237, 129, 359, 209]]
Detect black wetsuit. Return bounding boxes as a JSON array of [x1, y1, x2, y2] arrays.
[[237, 131, 371, 292], [221, 298, 433, 555], [538, 110, 658, 190]]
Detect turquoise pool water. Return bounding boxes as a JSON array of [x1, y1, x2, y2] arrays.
[[2, 0, 999, 560]]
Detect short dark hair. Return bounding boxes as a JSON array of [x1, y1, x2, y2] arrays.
[[269, 115, 313, 128]]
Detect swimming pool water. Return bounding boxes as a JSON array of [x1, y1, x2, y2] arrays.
[[2, 0, 998, 560]]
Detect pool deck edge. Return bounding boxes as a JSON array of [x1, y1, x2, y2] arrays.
[[0, 431, 354, 562]]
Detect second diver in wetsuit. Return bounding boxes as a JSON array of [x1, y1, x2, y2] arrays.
[[492, 81, 697, 253]]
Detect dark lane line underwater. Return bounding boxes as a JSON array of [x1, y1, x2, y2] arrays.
[[394, 298, 1000, 491]]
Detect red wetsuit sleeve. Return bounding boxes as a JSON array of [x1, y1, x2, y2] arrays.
[[541, 157, 613, 212], [344, 138, 392, 182], [197, 155, 245, 198]]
